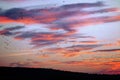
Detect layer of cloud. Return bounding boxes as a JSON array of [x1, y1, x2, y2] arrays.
[[94, 48, 120, 52], [0, 1, 120, 48], [9, 60, 120, 74], [44, 43, 103, 58]]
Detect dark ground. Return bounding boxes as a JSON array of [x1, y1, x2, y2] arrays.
[[0, 67, 120, 80]]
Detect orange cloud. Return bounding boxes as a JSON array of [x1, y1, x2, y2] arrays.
[[8, 59, 120, 74], [14, 37, 24, 40], [37, 54, 50, 58], [1, 1, 120, 48], [100, 62, 120, 74], [62, 52, 80, 58], [0, 16, 37, 24], [44, 43, 101, 58], [60, 61, 120, 74], [79, 41, 99, 45], [0, 16, 15, 23], [104, 40, 120, 48], [31, 33, 63, 41]]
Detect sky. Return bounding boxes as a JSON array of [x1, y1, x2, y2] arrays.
[[0, 0, 120, 74]]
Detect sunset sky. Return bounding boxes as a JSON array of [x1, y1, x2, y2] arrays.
[[0, 0, 120, 74]]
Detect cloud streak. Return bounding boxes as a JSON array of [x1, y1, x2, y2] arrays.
[[0, 1, 120, 49], [9, 59, 120, 74], [94, 48, 120, 52]]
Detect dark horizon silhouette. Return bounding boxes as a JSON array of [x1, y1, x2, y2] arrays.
[[0, 67, 120, 80]]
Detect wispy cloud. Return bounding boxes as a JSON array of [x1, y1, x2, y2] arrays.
[[94, 48, 120, 52], [44, 43, 103, 57], [0, 1, 120, 49], [8, 58, 120, 74]]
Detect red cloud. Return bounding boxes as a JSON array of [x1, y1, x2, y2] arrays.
[[0, 16, 37, 24], [99, 62, 120, 74], [0, 2, 120, 48]]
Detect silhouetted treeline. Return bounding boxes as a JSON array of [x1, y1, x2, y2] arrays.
[[0, 67, 120, 80]]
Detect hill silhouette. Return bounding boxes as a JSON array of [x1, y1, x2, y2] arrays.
[[0, 67, 120, 80]]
